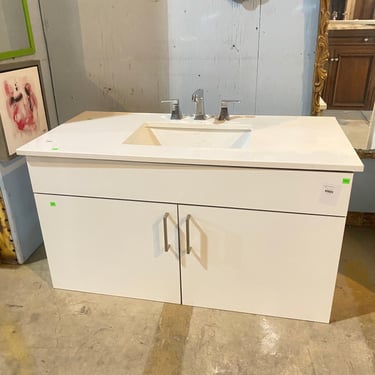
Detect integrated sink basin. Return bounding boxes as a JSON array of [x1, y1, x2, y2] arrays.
[[123, 122, 252, 149]]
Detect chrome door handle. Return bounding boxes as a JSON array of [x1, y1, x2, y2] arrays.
[[163, 213, 170, 252], [186, 214, 192, 254]]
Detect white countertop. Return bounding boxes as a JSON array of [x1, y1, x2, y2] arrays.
[[16, 113, 364, 172]]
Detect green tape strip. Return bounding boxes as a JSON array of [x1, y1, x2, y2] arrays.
[[342, 178, 351, 185], [50, 202, 56, 207]]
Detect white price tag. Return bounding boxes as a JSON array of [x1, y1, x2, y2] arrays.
[[320, 185, 341, 206]]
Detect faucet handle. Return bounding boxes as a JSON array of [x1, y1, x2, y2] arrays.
[[192, 88, 204, 101], [192, 89, 206, 120], [218, 100, 240, 121], [161, 99, 182, 120]]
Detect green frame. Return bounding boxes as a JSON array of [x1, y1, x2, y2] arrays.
[[0, 0, 35, 60]]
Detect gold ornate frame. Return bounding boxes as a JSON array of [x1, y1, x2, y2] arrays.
[[311, 0, 375, 156], [0, 192, 16, 264], [311, 0, 330, 116]]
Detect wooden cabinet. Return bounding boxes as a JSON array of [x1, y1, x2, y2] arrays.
[[323, 28, 375, 110], [352, 0, 375, 20]]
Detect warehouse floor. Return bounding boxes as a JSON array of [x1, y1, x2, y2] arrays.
[[1, 226, 374, 375]]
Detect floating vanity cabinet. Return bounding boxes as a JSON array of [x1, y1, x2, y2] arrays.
[[323, 28, 375, 110], [17, 112, 363, 323], [24, 156, 355, 323]]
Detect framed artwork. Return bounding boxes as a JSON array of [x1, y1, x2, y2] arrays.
[[0, 0, 35, 61], [0, 60, 49, 159]]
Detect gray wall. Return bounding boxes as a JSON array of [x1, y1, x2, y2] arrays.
[[39, 0, 319, 123], [0, 0, 58, 128], [0, 3, 10, 51], [349, 159, 375, 213]]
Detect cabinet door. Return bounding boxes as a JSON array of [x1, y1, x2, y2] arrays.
[[179, 205, 345, 323], [324, 46, 375, 109], [35, 194, 180, 303]]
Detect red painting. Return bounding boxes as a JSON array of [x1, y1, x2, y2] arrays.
[[0, 65, 48, 157]]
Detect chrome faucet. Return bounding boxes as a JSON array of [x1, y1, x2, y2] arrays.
[[161, 99, 182, 120], [218, 99, 240, 121], [192, 89, 206, 120]]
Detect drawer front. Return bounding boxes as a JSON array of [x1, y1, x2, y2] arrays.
[[330, 36, 375, 45], [329, 29, 375, 46], [27, 157, 354, 216]]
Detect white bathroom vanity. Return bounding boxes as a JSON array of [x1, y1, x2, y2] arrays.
[[17, 112, 363, 323]]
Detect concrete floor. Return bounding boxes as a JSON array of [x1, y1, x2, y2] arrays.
[[1, 226, 375, 375]]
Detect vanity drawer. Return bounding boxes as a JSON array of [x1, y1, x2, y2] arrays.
[[27, 157, 353, 217], [329, 29, 375, 46], [330, 36, 375, 45]]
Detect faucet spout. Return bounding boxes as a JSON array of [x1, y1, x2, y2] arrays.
[[192, 89, 206, 120]]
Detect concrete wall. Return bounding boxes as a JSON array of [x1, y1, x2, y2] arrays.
[[0, 0, 58, 128], [257, 1, 319, 115], [39, 0, 319, 123]]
